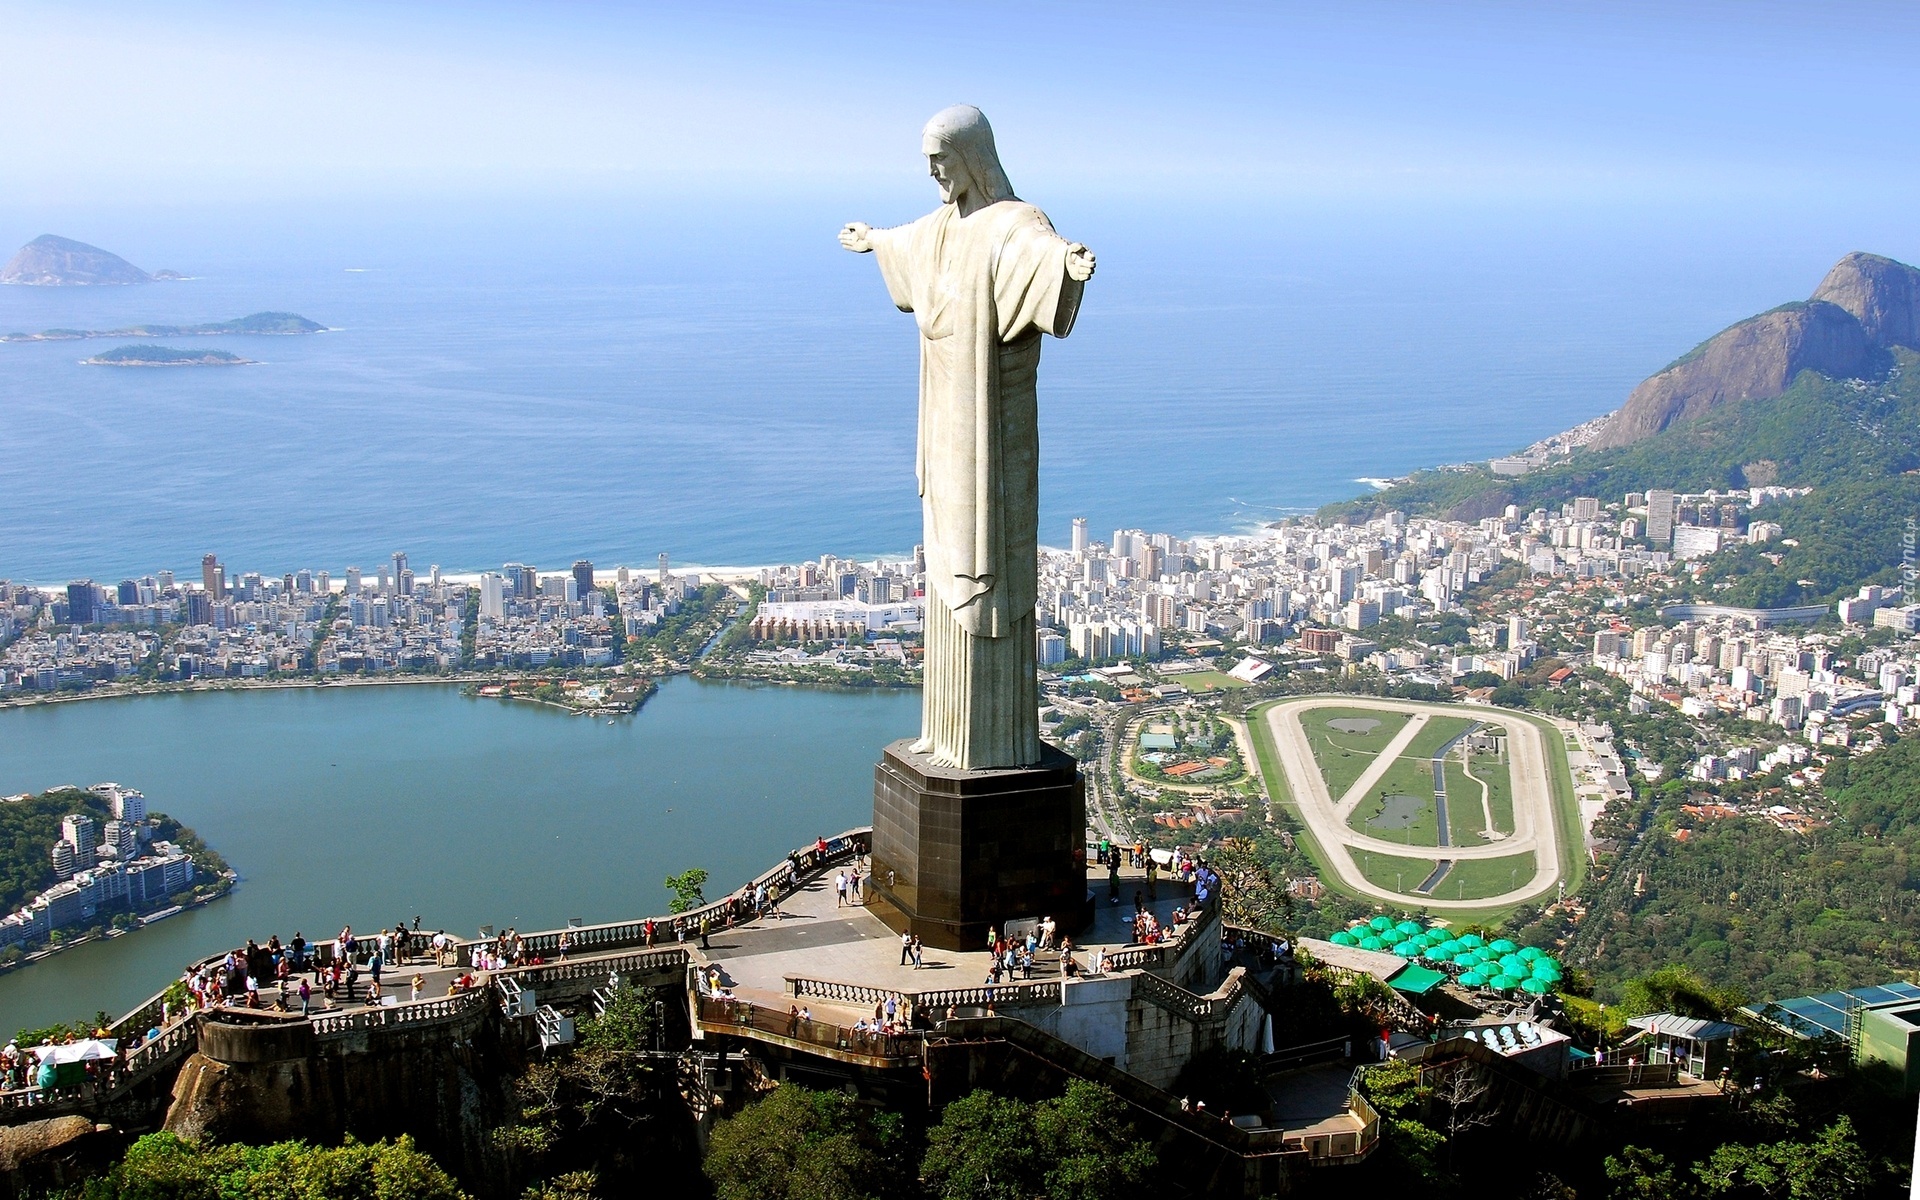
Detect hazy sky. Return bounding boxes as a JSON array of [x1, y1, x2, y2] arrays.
[[8, 1, 1920, 209]]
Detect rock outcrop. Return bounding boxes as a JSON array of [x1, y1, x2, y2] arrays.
[[1812, 251, 1920, 351], [0, 235, 152, 286], [1593, 252, 1920, 450], [0, 1116, 121, 1198]]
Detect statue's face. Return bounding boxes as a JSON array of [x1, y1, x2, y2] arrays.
[[923, 134, 972, 205]]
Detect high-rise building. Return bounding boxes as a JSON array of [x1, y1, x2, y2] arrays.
[[1142, 593, 1176, 627], [61, 814, 97, 862], [572, 560, 596, 598], [1645, 489, 1675, 546], [659, 553, 671, 583], [478, 573, 507, 620], [117, 579, 139, 606], [156, 570, 174, 591], [51, 840, 75, 879], [391, 552, 409, 592], [113, 788, 147, 823], [1573, 496, 1601, 521], [1070, 518, 1088, 554], [66, 580, 96, 624], [345, 566, 363, 594], [1508, 616, 1528, 649], [202, 553, 224, 600]]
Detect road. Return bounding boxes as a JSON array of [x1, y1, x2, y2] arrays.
[[1259, 697, 1564, 910]]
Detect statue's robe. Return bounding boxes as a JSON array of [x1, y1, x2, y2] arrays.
[[869, 198, 1084, 769]]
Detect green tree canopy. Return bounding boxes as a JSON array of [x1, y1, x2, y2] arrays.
[[918, 1080, 1158, 1200], [703, 1084, 911, 1200]]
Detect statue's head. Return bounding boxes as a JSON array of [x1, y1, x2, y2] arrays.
[[921, 105, 1016, 208]]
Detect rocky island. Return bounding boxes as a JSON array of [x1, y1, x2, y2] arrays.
[[4, 312, 325, 342], [0, 234, 175, 286], [82, 345, 256, 367]]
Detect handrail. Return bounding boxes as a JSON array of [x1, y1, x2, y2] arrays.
[[694, 994, 920, 1065], [458, 827, 872, 959], [785, 976, 1063, 1015], [309, 990, 489, 1036]]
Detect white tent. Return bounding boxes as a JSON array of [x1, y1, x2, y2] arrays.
[[32, 1039, 116, 1064]]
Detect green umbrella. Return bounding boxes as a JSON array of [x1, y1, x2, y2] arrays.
[[1330, 931, 1357, 946], [1348, 922, 1373, 936], [1370, 916, 1395, 932], [1490, 939, 1519, 954], [1458, 971, 1487, 987], [1520, 977, 1551, 995], [1473, 948, 1498, 965], [1532, 964, 1563, 982], [1499, 954, 1527, 974], [1490, 974, 1520, 990], [1459, 934, 1485, 949], [1535, 955, 1561, 972], [1518, 946, 1543, 963], [1437, 939, 1464, 957], [1396, 921, 1423, 937], [1393, 940, 1421, 957], [1360, 936, 1386, 951], [1423, 947, 1452, 963], [1452, 951, 1480, 968]]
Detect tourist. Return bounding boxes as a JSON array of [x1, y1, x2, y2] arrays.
[[900, 930, 913, 966], [644, 917, 656, 947], [369, 947, 385, 994], [297, 978, 312, 1017], [411, 974, 424, 1003], [699, 915, 711, 949], [557, 931, 570, 960], [835, 871, 847, 907], [910, 936, 923, 969], [848, 869, 861, 904], [787, 1006, 801, 1037]]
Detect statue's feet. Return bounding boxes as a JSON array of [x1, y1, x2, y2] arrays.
[[909, 737, 934, 755]]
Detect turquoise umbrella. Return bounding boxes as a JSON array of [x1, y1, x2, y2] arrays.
[[1458, 971, 1487, 987], [1531, 963, 1563, 982], [1437, 940, 1464, 957], [1458, 934, 1484, 949], [1423, 947, 1452, 963], [1490, 974, 1520, 990], [1490, 939, 1519, 954], [1348, 922, 1373, 936], [1360, 936, 1386, 951], [1452, 951, 1480, 968], [1499, 954, 1527, 974], [1520, 977, 1551, 995], [1518, 946, 1543, 963], [1393, 940, 1421, 957], [1396, 921, 1423, 938], [1370, 916, 1395, 932], [1330, 931, 1357, 946], [1473, 948, 1498, 965], [1535, 955, 1562, 972]]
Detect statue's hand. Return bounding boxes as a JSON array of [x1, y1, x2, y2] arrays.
[[839, 222, 874, 253], [1065, 243, 1096, 282]]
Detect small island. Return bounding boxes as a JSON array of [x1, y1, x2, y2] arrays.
[[0, 234, 171, 286], [82, 345, 256, 367], [0, 784, 230, 974], [5, 312, 325, 343]]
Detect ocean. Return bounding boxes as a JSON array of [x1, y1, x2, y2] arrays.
[[1, 190, 1906, 584]]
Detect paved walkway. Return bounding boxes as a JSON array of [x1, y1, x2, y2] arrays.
[[705, 861, 1195, 1022]]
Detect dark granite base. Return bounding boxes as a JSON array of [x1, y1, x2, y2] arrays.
[[867, 739, 1091, 952]]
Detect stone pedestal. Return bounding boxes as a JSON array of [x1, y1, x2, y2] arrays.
[[867, 738, 1090, 951]]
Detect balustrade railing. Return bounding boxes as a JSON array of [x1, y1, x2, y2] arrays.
[[784, 975, 1062, 1016], [694, 994, 920, 1063], [309, 989, 488, 1037]]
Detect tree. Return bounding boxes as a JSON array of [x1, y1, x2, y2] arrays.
[[84, 1132, 466, 1200], [1605, 1146, 1680, 1200], [1430, 1062, 1495, 1169], [664, 868, 708, 914], [703, 1084, 911, 1200], [1693, 1116, 1876, 1200], [1619, 966, 1740, 1020], [919, 1081, 1158, 1200], [1209, 837, 1292, 930]]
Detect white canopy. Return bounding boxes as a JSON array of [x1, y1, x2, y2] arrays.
[[32, 1039, 117, 1064]]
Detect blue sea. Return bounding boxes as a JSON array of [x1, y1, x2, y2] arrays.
[[3, 190, 1908, 584]]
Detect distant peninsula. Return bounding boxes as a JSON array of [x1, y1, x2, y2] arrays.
[[0, 234, 176, 286], [4, 312, 325, 343], [82, 345, 256, 367]]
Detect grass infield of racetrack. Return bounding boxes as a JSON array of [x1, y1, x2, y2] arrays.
[[1248, 696, 1586, 920]]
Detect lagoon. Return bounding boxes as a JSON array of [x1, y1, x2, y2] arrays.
[[0, 677, 918, 1033]]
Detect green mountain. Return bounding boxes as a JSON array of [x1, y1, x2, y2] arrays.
[[0, 234, 158, 285]]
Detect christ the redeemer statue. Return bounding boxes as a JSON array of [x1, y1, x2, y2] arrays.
[[841, 105, 1095, 771]]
